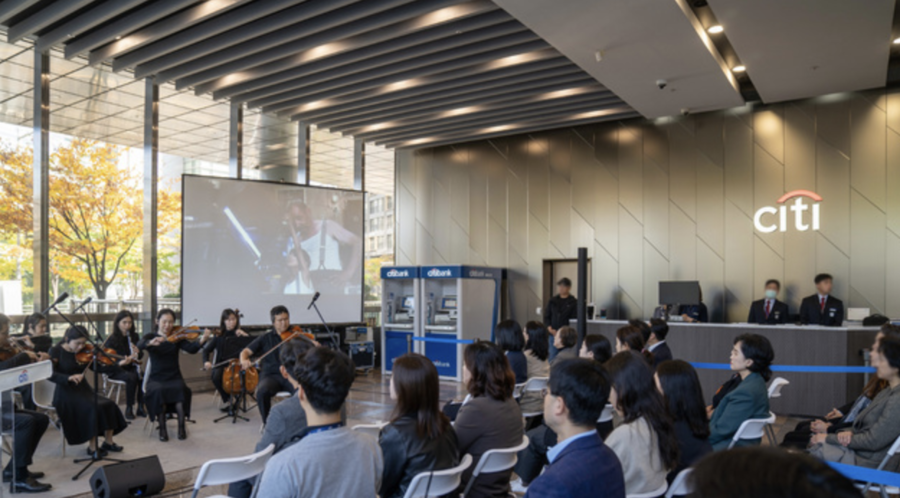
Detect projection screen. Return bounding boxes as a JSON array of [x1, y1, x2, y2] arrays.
[[182, 176, 364, 326]]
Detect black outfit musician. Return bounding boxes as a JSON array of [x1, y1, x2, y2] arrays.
[[98, 310, 145, 420], [202, 309, 249, 405], [48, 327, 127, 455], [137, 309, 210, 442], [240, 306, 296, 424], [0, 315, 51, 493]]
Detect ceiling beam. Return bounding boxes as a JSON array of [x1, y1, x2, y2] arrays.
[[36, 0, 145, 50], [0, 0, 39, 26], [8, 0, 93, 43]]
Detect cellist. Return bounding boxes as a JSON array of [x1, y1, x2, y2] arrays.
[[239, 305, 296, 424], [202, 308, 249, 409]]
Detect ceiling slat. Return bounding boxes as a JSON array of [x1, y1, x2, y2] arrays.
[[8, 0, 93, 43]]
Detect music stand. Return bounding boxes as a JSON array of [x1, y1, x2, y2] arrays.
[[214, 336, 256, 424]]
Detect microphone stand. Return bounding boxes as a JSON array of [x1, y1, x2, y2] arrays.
[[48, 301, 123, 480], [309, 297, 339, 351]]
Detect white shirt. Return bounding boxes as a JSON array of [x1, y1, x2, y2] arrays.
[[648, 340, 665, 352]]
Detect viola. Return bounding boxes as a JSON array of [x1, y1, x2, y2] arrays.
[[75, 344, 119, 366], [166, 325, 202, 343]]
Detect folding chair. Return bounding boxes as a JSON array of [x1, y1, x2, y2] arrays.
[[403, 454, 473, 498], [189, 443, 275, 498], [856, 434, 900, 497], [598, 404, 615, 424], [32, 380, 65, 457], [519, 377, 549, 419], [352, 421, 389, 440], [765, 377, 790, 445], [462, 435, 529, 497], [102, 374, 127, 405], [728, 412, 777, 449], [665, 468, 693, 498]]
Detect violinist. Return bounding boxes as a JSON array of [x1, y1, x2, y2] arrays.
[[138, 308, 212, 441], [0, 313, 51, 493], [98, 310, 144, 420], [239, 305, 296, 423], [12, 312, 52, 354], [48, 326, 128, 457], [202, 308, 249, 408]]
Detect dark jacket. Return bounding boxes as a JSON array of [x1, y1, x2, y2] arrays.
[[544, 295, 577, 330], [550, 347, 578, 367], [456, 396, 524, 498], [799, 294, 844, 327], [379, 415, 459, 498], [524, 432, 625, 498], [650, 342, 673, 369], [678, 303, 708, 323], [747, 299, 789, 325], [506, 351, 528, 384], [668, 420, 712, 483], [709, 372, 770, 450]]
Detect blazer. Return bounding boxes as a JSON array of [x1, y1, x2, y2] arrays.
[[550, 347, 578, 367], [799, 294, 844, 327], [524, 432, 625, 498], [605, 417, 668, 495], [708, 372, 770, 450], [650, 342, 673, 368], [747, 299, 789, 325], [825, 385, 900, 468], [455, 395, 524, 498], [378, 415, 459, 498]]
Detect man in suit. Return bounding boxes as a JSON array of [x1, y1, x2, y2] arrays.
[[525, 358, 625, 498], [799, 274, 844, 327], [748, 279, 789, 325], [544, 278, 578, 360], [646, 318, 673, 368]]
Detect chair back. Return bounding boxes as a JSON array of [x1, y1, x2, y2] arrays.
[[403, 454, 473, 498], [462, 436, 529, 497], [876, 434, 900, 471], [628, 482, 668, 498], [513, 382, 526, 399], [665, 468, 693, 498], [767, 377, 790, 399], [598, 404, 615, 423], [352, 421, 388, 440], [523, 377, 548, 393], [190, 443, 275, 498], [728, 412, 777, 449], [32, 379, 55, 410], [142, 357, 152, 393]]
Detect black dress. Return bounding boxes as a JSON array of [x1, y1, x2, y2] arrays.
[[98, 331, 144, 408], [137, 333, 202, 421], [48, 345, 127, 445]]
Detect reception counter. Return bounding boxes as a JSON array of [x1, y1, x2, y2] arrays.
[[576, 320, 879, 416]]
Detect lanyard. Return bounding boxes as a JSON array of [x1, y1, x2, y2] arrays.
[[307, 422, 343, 435]]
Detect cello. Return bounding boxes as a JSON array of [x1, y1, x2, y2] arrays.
[[219, 325, 314, 395]]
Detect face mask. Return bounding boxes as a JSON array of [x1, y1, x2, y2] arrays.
[[764, 289, 777, 299]]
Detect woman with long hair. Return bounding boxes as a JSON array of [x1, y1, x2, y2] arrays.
[[379, 353, 459, 498], [49, 326, 128, 456], [605, 350, 679, 495], [99, 310, 144, 419], [138, 309, 211, 441], [18, 312, 51, 353], [495, 320, 527, 384], [655, 360, 712, 482], [455, 342, 523, 498], [202, 308, 249, 408], [523, 321, 549, 378], [615, 325, 646, 354]]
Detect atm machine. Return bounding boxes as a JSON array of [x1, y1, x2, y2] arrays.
[[421, 266, 505, 380], [380, 266, 421, 374]]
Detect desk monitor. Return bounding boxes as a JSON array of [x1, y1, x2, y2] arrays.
[[441, 296, 457, 309], [659, 281, 700, 306], [400, 296, 414, 310]]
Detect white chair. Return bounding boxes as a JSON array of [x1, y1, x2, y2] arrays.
[[765, 378, 789, 445], [258, 391, 295, 433], [403, 454, 473, 498], [352, 421, 389, 440], [512, 382, 527, 400], [519, 377, 549, 418], [598, 404, 615, 423], [32, 379, 65, 457], [727, 412, 777, 449], [189, 443, 275, 498], [462, 435, 529, 497], [628, 482, 668, 498], [856, 434, 900, 497], [665, 468, 694, 498], [102, 373, 127, 405]]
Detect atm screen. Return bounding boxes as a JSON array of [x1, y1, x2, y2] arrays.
[[401, 296, 414, 310], [441, 297, 457, 309]]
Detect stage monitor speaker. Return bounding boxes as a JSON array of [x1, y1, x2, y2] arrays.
[[90, 456, 165, 498]]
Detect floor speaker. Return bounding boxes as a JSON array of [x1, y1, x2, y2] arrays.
[[90, 456, 165, 498]]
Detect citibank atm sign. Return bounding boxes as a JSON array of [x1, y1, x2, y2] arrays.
[[754, 190, 822, 233]]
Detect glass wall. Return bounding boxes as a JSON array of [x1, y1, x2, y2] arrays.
[[362, 143, 395, 324]]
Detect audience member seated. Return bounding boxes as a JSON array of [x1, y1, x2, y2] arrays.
[[455, 342, 524, 498], [708, 334, 773, 450], [550, 326, 578, 366], [629, 319, 652, 344], [810, 336, 900, 468], [523, 359, 625, 498], [580, 334, 613, 363], [605, 351, 679, 495], [647, 318, 673, 368], [782, 323, 900, 450], [496, 320, 527, 384], [690, 447, 860, 498], [227, 337, 318, 498], [255, 348, 383, 498], [379, 353, 459, 498], [615, 325, 646, 354], [655, 360, 713, 483], [523, 321, 550, 379]]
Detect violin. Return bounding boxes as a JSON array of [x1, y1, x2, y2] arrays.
[[166, 319, 202, 342], [0, 343, 24, 362], [282, 325, 315, 342], [75, 343, 119, 366]]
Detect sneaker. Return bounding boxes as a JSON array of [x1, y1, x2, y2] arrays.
[[510, 477, 529, 494]]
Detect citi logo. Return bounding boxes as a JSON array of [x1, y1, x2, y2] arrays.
[[386, 269, 408, 278], [427, 268, 452, 277], [754, 190, 822, 233]]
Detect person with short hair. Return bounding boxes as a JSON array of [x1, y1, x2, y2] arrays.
[[455, 342, 523, 498], [379, 353, 459, 498], [690, 447, 860, 498], [523, 359, 625, 498], [615, 325, 646, 354], [708, 334, 773, 450], [799, 273, 844, 326], [550, 326, 578, 366], [748, 279, 789, 325], [655, 360, 712, 483], [646, 318, 672, 368], [239, 305, 297, 423], [495, 320, 527, 383], [544, 278, 577, 360], [580, 334, 613, 364], [256, 348, 383, 498]]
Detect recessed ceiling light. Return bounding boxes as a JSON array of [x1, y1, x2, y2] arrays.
[[707, 25, 724, 34], [732, 65, 746, 73], [894, 37, 900, 45], [115, 36, 122, 40]]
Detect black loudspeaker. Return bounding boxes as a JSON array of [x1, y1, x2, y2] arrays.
[[90, 456, 165, 498]]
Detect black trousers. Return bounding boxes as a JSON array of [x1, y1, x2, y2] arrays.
[[211, 366, 230, 402], [514, 420, 614, 485], [107, 366, 143, 408], [255, 374, 294, 424], [14, 385, 35, 411], [4, 409, 49, 471]]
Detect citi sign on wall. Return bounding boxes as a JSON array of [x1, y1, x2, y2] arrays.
[[753, 190, 822, 233]]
